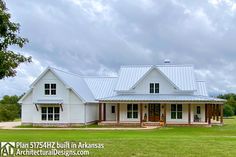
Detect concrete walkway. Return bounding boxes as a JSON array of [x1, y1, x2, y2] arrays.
[[0, 122, 159, 130], [0, 122, 21, 129]]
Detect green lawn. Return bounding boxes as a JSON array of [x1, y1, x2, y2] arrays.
[[1, 118, 236, 157]]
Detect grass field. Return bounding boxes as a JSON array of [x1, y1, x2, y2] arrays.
[[1, 118, 236, 157]]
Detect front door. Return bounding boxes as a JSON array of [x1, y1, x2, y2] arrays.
[[148, 104, 160, 122]]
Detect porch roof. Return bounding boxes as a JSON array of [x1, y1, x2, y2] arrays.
[[98, 94, 226, 103], [33, 99, 63, 105]]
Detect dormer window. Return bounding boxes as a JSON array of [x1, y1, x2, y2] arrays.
[[150, 83, 159, 93], [45, 83, 56, 95]]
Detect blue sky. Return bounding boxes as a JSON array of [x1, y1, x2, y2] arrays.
[[1, 0, 236, 97]]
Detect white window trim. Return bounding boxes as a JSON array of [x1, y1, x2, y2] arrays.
[[171, 104, 183, 119], [41, 106, 60, 121], [127, 104, 138, 119], [150, 83, 159, 94], [44, 83, 56, 95]]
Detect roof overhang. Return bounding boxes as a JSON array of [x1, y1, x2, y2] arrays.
[[98, 94, 226, 104], [33, 99, 63, 105], [98, 100, 225, 104]]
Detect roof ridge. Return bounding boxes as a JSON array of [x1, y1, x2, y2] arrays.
[[83, 76, 118, 78], [120, 64, 194, 68], [51, 67, 82, 77], [51, 67, 118, 78]]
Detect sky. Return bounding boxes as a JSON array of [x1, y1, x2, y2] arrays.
[[1, 0, 236, 97]]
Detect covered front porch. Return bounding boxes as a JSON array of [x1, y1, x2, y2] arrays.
[[98, 102, 224, 127]]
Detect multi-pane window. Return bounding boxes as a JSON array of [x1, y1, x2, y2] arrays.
[[51, 84, 56, 95], [150, 83, 159, 93], [41, 107, 47, 120], [150, 83, 154, 93], [41, 107, 60, 121], [111, 106, 115, 113], [54, 107, 60, 120], [44, 83, 56, 95], [197, 106, 201, 114], [155, 83, 159, 93], [171, 104, 182, 119], [45, 84, 50, 95], [127, 104, 138, 119]]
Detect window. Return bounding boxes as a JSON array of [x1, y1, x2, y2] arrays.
[[127, 104, 138, 119], [155, 83, 159, 93], [171, 104, 176, 119], [54, 107, 60, 121], [111, 106, 115, 113], [41, 107, 60, 121], [171, 104, 182, 119], [44, 83, 56, 95], [45, 84, 50, 95], [41, 107, 47, 120], [150, 83, 154, 93], [48, 107, 54, 121], [197, 106, 201, 114], [51, 84, 56, 95], [150, 83, 159, 93]]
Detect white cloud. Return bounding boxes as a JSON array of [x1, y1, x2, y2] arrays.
[[0, 56, 45, 98], [3, 0, 236, 97]]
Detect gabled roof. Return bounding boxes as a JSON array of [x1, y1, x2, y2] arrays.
[[115, 66, 150, 91], [195, 81, 208, 96], [52, 68, 95, 102], [24, 67, 95, 103], [18, 88, 33, 104], [84, 77, 117, 99], [20, 64, 216, 104], [158, 65, 196, 91], [115, 65, 197, 91]]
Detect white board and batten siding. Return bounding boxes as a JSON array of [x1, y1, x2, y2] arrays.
[[20, 65, 224, 126], [133, 69, 177, 94], [21, 70, 98, 125]]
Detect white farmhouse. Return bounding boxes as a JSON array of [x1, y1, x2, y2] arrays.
[[19, 64, 225, 126]]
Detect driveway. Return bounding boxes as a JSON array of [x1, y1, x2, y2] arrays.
[[0, 122, 21, 129]]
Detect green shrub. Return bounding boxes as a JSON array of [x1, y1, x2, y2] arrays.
[[223, 104, 234, 117], [0, 103, 19, 122]]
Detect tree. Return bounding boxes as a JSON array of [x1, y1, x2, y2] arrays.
[[223, 104, 234, 117], [0, 95, 18, 104], [0, 103, 19, 121], [0, 95, 21, 121], [227, 96, 236, 114], [218, 93, 236, 115], [0, 0, 31, 79]]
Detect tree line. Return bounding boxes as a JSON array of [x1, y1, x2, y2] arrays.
[[0, 93, 235, 122], [217, 93, 236, 117]]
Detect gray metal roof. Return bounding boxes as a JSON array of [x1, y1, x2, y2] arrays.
[[115, 65, 197, 91], [98, 94, 226, 102], [20, 65, 223, 104], [84, 77, 117, 99], [115, 66, 150, 91], [51, 68, 95, 102], [195, 81, 208, 96]]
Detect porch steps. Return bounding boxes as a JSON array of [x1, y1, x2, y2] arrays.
[[142, 122, 160, 126]]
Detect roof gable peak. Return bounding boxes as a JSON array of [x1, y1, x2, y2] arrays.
[[130, 66, 179, 90]]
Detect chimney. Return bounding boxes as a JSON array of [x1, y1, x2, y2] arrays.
[[164, 59, 171, 64]]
